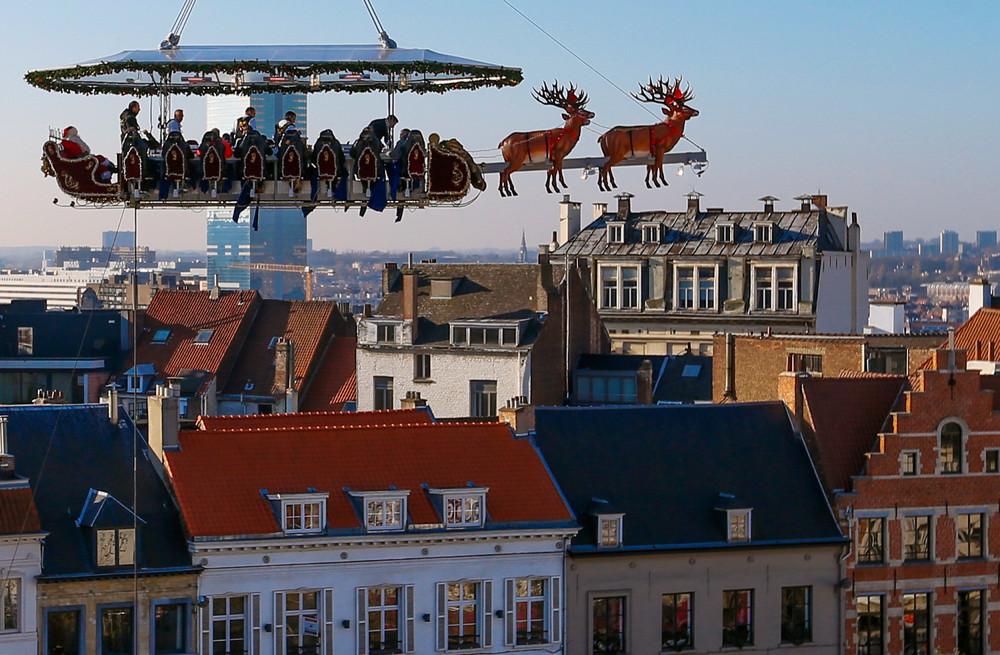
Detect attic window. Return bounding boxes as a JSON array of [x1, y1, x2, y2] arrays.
[[193, 329, 214, 344], [716, 224, 735, 243], [598, 514, 624, 549], [727, 509, 752, 543], [268, 492, 328, 535], [753, 223, 774, 244], [267, 336, 280, 349], [350, 490, 410, 532], [642, 224, 661, 244], [96, 527, 135, 567], [430, 488, 488, 528], [607, 223, 625, 244], [152, 329, 171, 344]]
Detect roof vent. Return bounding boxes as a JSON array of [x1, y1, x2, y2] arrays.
[[759, 195, 779, 213]]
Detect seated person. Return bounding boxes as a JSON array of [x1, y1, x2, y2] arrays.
[[60, 126, 115, 180], [386, 129, 411, 161]]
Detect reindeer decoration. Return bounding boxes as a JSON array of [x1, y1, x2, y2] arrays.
[[498, 81, 594, 196], [597, 77, 699, 192]]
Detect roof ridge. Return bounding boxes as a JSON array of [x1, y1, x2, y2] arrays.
[[193, 421, 504, 436]]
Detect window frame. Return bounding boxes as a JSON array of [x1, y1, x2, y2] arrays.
[[856, 595, 884, 655], [150, 598, 189, 655], [505, 577, 561, 647], [727, 509, 751, 543], [901, 450, 919, 476], [902, 592, 930, 655], [152, 328, 172, 344], [591, 594, 626, 655], [957, 589, 984, 655], [209, 595, 249, 655], [373, 376, 394, 411], [753, 222, 774, 244], [751, 263, 798, 312], [438, 580, 491, 652], [98, 602, 136, 655], [958, 512, 985, 559], [597, 513, 624, 549], [672, 263, 719, 312], [641, 223, 661, 244], [413, 353, 432, 381], [353, 491, 409, 532], [0, 577, 19, 632], [375, 322, 398, 344], [360, 585, 407, 655], [722, 589, 753, 648], [469, 380, 498, 418], [857, 516, 885, 564], [661, 591, 693, 651], [431, 488, 488, 529], [269, 492, 328, 535], [939, 421, 964, 474], [607, 222, 625, 244], [16, 326, 33, 356], [716, 223, 735, 244], [96, 526, 136, 568], [985, 449, 999, 473], [44, 605, 85, 655], [903, 514, 932, 562], [281, 589, 322, 655], [598, 263, 643, 311], [780, 586, 812, 644], [193, 329, 214, 344]]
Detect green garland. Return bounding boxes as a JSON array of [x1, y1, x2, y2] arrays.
[[25, 59, 522, 96]]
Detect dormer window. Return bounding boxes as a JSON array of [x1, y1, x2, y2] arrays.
[[607, 222, 625, 244], [96, 527, 135, 567], [451, 322, 521, 347], [194, 329, 214, 344], [727, 509, 752, 542], [753, 222, 774, 244], [152, 329, 171, 344], [376, 323, 397, 343], [79, 489, 144, 568], [432, 488, 488, 528], [642, 223, 661, 244], [351, 490, 409, 531], [598, 514, 624, 549], [716, 223, 735, 244], [267, 493, 328, 535]]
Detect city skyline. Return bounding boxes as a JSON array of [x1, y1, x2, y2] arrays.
[[6, 1, 999, 255]]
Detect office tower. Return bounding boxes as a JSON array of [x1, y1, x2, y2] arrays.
[[976, 230, 997, 250], [883, 230, 903, 256], [940, 230, 959, 255]]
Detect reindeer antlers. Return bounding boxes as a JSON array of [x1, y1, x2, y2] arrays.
[[532, 80, 589, 110], [632, 76, 694, 105]]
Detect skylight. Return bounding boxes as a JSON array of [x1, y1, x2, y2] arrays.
[[152, 329, 171, 344], [681, 364, 702, 378], [194, 329, 214, 344]]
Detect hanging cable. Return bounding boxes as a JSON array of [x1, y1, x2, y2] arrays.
[[363, 0, 396, 49]]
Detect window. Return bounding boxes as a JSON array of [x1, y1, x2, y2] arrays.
[[858, 517, 885, 564], [1, 578, 19, 631], [96, 527, 135, 567], [438, 581, 491, 651], [374, 376, 393, 410], [986, 449, 999, 473], [856, 595, 884, 655], [359, 586, 410, 654], [211, 596, 247, 655], [642, 224, 660, 243], [722, 589, 753, 647], [268, 336, 281, 349], [414, 353, 431, 380], [100, 605, 134, 655], [17, 327, 33, 356], [673, 265, 717, 311], [450, 324, 520, 347], [957, 589, 983, 655], [904, 515, 932, 561], [727, 509, 751, 542], [281, 591, 320, 655], [506, 578, 560, 646], [600, 265, 642, 310], [152, 329, 171, 344], [153, 602, 187, 654], [575, 374, 638, 404], [754, 223, 773, 243], [280, 496, 326, 534], [676, 267, 694, 309], [193, 329, 214, 344], [780, 586, 811, 644], [592, 596, 625, 654], [365, 497, 405, 531], [902, 593, 930, 655], [376, 323, 396, 343], [607, 223, 625, 244], [940, 421, 963, 473], [598, 515, 623, 549], [752, 265, 797, 311], [661, 592, 693, 651], [958, 513, 984, 558], [867, 347, 907, 375], [902, 451, 918, 476], [716, 224, 734, 243], [470, 380, 497, 418], [698, 267, 715, 310], [788, 353, 823, 375], [47, 608, 82, 655], [441, 491, 486, 528]]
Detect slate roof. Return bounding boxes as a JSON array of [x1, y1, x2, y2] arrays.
[[551, 208, 843, 259], [0, 404, 193, 576], [166, 422, 574, 539], [221, 299, 342, 398], [374, 264, 543, 347], [196, 406, 435, 431], [573, 353, 712, 404], [298, 336, 357, 412], [0, 484, 41, 535], [532, 404, 844, 552], [800, 376, 907, 494], [126, 290, 261, 394]]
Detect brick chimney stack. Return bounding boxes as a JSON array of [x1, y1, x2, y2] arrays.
[[0, 416, 13, 476], [400, 391, 427, 410], [616, 192, 634, 219], [402, 268, 419, 341], [637, 360, 654, 405], [559, 195, 582, 244], [686, 191, 702, 216], [147, 384, 180, 468]]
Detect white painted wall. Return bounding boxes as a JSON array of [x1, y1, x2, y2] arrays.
[[816, 252, 866, 334], [0, 535, 43, 655], [193, 531, 572, 655], [356, 347, 530, 417]]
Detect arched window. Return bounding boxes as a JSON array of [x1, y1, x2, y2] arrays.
[[940, 421, 963, 474]]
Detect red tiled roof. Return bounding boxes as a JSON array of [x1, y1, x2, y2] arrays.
[[0, 486, 41, 534], [222, 300, 340, 398], [128, 290, 261, 392], [299, 337, 357, 412], [801, 376, 907, 494], [917, 308, 1000, 370], [165, 422, 572, 538], [196, 407, 434, 431]]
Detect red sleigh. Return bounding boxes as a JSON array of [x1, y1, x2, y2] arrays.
[[42, 141, 119, 203]]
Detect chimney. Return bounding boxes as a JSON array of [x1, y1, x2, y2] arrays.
[[686, 191, 702, 216], [209, 275, 220, 300], [970, 279, 993, 318], [615, 192, 634, 219], [537, 244, 550, 262], [402, 268, 419, 341], [275, 338, 295, 391], [498, 396, 534, 434], [848, 212, 861, 252], [593, 202, 608, 220], [559, 195, 582, 244], [550, 231, 559, 253], [106, 385, 119, 423], [362, 303, 373, 318], [778, 371, 808, 433], [0, 416, 12, 476], [723, 333, 736, 400], [795, 195, 812, 212], [637, 360, 654, 405], [382, 262, 400, 295], [811, 194, 828, 210], [147, 383, 180, 466], [537, 253, 555, 312], [400, 390, 427, 410], [759, 195, 778, 214]]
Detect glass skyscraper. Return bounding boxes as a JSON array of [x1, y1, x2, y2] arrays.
[[205, 92, 308, 300]]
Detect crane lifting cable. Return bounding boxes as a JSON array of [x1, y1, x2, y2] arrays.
[[160, 0, 198, 51]]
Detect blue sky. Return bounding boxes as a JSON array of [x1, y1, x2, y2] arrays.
[[5, 1, 998, 253]]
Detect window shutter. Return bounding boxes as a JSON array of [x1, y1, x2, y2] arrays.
[[251, 593, 261, 655], [504, 579, 516, 646], [436, 582, 446, 651], [323, 589, 335, 655], [356, 587, 368, 655], [481, 580, 493, 648], [274, 591, 286, 655], [200, 602, 211, 655], [404, 585, 415, 653], [550, 576, 562, 643]]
